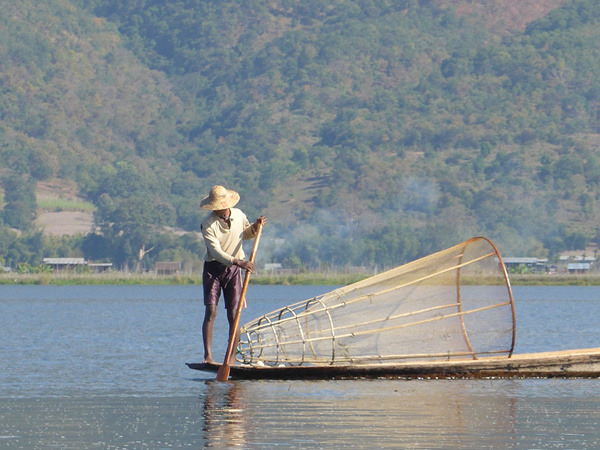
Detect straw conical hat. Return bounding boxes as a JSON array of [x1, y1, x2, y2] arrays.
[[201, 185, 240, 210]]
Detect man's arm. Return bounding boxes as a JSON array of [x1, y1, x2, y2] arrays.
[[202, 227, 235, 266], [239, 216, 266, 270], [203, 223, 261, 271]]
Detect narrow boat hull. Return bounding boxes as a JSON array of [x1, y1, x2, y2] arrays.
[[187, 347, 600, 380]]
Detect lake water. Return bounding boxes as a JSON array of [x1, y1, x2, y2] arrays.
[[1, 285, 600, 448]]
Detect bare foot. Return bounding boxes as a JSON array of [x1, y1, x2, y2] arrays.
[[203, 357, 215, 364]]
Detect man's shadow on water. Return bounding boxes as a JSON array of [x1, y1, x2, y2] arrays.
[[199, 379, 248, 448]]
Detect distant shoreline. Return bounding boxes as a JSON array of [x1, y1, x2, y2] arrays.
[[1, 272, 600, 286]]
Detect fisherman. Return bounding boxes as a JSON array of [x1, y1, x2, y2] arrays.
[[199, 185, 266, 364]]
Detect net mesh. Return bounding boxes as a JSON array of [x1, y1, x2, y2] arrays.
[[238, 237, 516, 366]]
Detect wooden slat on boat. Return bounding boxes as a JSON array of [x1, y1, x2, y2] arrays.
[[187, 347, 600, 380]]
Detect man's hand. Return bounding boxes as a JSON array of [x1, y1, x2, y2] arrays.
[[233, 259, 254, 272], [252, 216, 267, 233]]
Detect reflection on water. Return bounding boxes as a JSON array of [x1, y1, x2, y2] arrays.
[[202, 381, 248, 448], [195, 378, 600, 448], [1, 378, 600, 448]]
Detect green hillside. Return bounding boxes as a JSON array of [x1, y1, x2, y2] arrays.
[[1, 0, 600, 270]]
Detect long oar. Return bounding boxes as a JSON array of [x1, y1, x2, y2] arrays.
[[216, 223, 263, 381]]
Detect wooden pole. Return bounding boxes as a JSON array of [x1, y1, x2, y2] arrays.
[[216, 223, 263, 381]]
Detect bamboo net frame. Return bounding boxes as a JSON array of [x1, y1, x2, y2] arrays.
[[238, 237, 516, 366]]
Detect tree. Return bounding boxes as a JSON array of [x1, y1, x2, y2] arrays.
[[93, 196, 163, 269], [1, 174, 36, 230]]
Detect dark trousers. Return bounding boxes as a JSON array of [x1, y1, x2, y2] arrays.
[[202, 261, 242, 310]]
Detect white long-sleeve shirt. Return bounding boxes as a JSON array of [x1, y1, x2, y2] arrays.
[[201, 208, 256, 266]]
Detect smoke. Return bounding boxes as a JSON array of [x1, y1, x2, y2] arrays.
[[396, 176, 440, 214], [242, 175, 543, 269], [245, 206, 362, 269]]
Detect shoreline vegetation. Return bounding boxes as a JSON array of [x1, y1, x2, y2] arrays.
[[2, 271, 600, 286]]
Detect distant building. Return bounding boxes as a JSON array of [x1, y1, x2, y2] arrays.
[[559, 252, 597, 273], [43, 258, 86, 271], [42, 258, 112, 272], [503, 257, 548, 272], [88, 263, 113, 273], [155, 261, 182, 275], [567, 263, 590, 274]]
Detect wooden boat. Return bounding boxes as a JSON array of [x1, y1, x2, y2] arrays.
[[187, 347, 600, 380], [190, 238, 600, 380]]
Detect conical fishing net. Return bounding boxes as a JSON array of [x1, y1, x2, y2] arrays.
[[238, 237, 516, 366]]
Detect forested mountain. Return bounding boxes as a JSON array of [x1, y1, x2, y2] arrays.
[[1, 0, 600, 270]]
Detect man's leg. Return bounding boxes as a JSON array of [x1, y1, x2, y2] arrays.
[[203, 304, 218, 363], [226, 307, 241, 364], [202, 261, 223, 363], [223, 265, 243, 364]]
